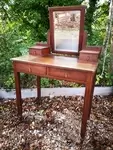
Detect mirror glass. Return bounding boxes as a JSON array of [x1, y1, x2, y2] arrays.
[[53, 11, 81, 52]]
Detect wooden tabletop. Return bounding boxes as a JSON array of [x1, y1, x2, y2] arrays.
[[11, 54, 98, 72]]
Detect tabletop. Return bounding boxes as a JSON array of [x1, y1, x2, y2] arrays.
[[11, 54, 98, 72]]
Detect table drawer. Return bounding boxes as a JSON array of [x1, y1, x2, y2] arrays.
[[30, 65, 46, 75], [15, 63, 46, 75], [48, 67, 87, 82]]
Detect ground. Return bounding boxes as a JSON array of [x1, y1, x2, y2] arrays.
[[0, 95, 113, 150]]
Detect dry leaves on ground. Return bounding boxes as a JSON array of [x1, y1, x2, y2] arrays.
[[0, 95, 113, 150]]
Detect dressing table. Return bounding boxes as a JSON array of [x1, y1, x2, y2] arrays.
[[11, 6, 102, 138]]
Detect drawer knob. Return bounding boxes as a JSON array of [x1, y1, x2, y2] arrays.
[[34, 51, 36, 55], [86, 56, 90, 61], [29, 67, 31, 72], [65, 73, 68, 78]]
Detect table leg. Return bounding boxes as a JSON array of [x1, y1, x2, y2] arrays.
[[88, 75, 96, 119], [14, 71, 22, 117], [36, 76, 41, 104], [81, 73, 95, 139]]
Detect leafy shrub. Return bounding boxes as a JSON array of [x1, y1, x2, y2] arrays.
[[0, 21, 35, 89], [0, 0, 112, 89]]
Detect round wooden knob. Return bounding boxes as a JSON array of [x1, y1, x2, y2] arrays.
[[65, 73, 68, 78], [34, 51, 36, 55], [86, 56, 90, 61], [29, 67, 31, 72]]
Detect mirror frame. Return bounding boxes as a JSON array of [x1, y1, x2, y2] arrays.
[[49, 6, 86, 55]]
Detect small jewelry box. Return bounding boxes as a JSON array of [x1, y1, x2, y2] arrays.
[[79, 50, 100, 63], [29, 45, 50, 56]]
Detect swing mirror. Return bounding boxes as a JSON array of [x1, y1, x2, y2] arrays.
[[49, 6, 86, 55]]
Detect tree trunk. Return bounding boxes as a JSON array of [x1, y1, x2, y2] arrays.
[[101, 0, 113, 76], [110, 0, 113, 74]]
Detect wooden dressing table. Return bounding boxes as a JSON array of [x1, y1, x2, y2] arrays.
[[11, 6, 102, 138]]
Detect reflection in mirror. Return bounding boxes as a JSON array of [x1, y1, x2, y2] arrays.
[[54, 11, 80, 52]]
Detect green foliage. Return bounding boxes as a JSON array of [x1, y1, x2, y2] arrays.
[[0, 0, 112, 89], [10, 0, 82, 41], [0, 8, 35, 88], [87, 1, 112, 86], [96, 51, 113, 86], [41, 78, 61, 88], [85, 0, 99, 37], [0, 0, 83, 89]]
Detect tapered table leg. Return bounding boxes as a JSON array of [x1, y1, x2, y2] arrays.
[[81, 73, 95, 139], [36, 76, 41, 104], [88, 74, 96, 119], [14, 71, 22, 117]]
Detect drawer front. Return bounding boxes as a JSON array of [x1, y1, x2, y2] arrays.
[[48, 67, 87, 82], [79, 53, 98, 63], [15, 63, 46, 75], [15, 63, 30, 73], [29, 49, 41, 55], [31, 65, 46, 75], [29, 48, 50, 56]]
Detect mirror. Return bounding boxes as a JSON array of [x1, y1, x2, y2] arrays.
[[49, 6, 86, 55], [54, 11, 80, 52]]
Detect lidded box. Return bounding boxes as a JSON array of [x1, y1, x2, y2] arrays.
[[29, 45, 50, 56]]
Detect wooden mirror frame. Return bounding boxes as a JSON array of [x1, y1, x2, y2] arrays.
[[49, 6, 86, 55]]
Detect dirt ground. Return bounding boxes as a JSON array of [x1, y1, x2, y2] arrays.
[[0, 95, 113, 150]]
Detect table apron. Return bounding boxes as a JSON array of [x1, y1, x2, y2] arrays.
[[13, 62, 92, 84]]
